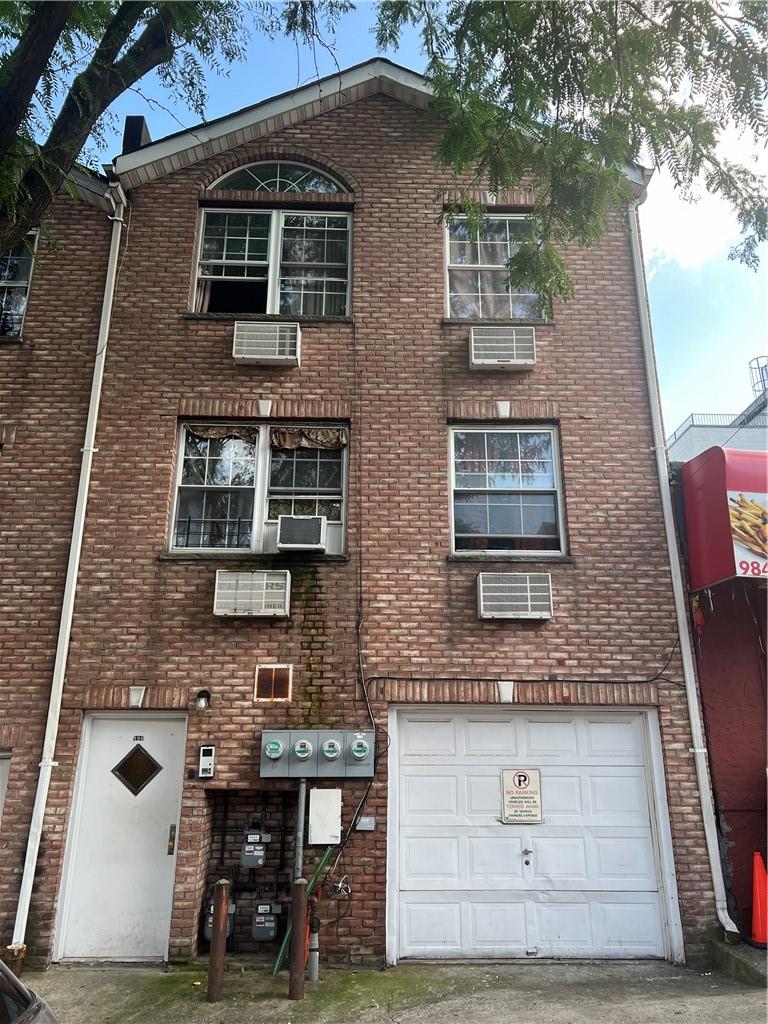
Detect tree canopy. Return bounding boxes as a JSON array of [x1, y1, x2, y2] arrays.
[[1, 1, 766, 307]]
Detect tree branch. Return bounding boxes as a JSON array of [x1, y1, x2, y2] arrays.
[[0, 1, 77, 160]]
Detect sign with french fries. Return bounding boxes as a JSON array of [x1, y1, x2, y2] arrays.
[[728, 490, 768, 576]]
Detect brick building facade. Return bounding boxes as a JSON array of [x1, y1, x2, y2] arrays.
[[1, 60, 720, 967]]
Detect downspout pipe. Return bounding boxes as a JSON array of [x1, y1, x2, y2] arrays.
[[627, 199, 740, 942], [9, 180, 127, 958]]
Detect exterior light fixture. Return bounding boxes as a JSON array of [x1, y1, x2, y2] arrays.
[[195, 689, 211, 711]]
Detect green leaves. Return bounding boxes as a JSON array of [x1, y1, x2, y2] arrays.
[[379, 0, 768, 308]]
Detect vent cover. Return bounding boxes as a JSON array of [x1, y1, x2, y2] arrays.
[[477, 572, 552, 619], [214, 570, 291, 617], [255, 664, 293, 701], [276, 515, 327, 551], [469, 326, 536, 369], [233, 322, 301, 365]]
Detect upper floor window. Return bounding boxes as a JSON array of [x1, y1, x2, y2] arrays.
[[0, 232, 37, 338], [211, 161, 343, 194], [450, 426, 564, 555], [447, 216, 539, 320], [172, 422, 347, 554], [196, 210, 350, 317]]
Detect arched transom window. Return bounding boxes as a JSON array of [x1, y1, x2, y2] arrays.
[[211, 161, 343, 194]]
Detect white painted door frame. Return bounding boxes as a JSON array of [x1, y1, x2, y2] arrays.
[[53, 711, 187, 962], [386, 705, 684, 965]]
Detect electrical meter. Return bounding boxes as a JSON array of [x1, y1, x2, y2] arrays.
[[350, 737, 370, 760], [294, 738, 313, 761], [264, 739, 284, 760], [240, 829, 271, 869], [321, 738, 342, 761]]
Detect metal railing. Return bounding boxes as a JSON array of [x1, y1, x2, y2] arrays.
[[667, 413, 768, 446]]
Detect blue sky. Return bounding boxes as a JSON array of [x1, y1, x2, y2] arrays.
[[93, 3, 766, 437]]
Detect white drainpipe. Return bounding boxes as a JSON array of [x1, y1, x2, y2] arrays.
[[10, 179, 127, 954], [627, 199, 740, 941]]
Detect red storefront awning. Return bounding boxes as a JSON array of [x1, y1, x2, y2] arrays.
[[682, 447, 768, 590]]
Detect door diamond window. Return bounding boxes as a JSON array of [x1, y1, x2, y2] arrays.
[[111, 744, 162, 796]]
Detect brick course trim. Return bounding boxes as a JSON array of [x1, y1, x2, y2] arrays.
[[446, 399, 560, 421], [374, 679, 659, 705], [177, 397, 351, 420]]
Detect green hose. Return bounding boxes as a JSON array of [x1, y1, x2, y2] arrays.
[[272, 845, 335, 976]]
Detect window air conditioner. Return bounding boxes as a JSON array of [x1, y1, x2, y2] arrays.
[[276, 515, 327, 552], [477, 572, 552, 620], [232, 322, 301, 366], [469, 326, 536, 369], [213, 570, 291, 617]]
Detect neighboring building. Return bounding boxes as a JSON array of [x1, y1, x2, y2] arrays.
[[667, 358, 768, 462], [1, 60, 727, 968]]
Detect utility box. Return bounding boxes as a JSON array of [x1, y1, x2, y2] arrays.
[[308, 788, 342, 845], [240, 829, 271, 869], [204, 901, 235, 940], [260, 730, 375, 778], [251, 902, 280, 941]]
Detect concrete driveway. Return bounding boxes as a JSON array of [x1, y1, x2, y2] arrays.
[[25, 959, 766, 1024]]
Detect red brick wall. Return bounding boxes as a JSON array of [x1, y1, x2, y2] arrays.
[[0, 197, 110, 954], [1, 93, 717, 963]]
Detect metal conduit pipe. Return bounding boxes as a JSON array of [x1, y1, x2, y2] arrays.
[[10, 180, 127, 957], [627, 199, 740, 942]]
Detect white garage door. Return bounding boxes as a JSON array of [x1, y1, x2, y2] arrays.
[[395, 710, 667, 959]]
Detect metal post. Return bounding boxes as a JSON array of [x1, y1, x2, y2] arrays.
[[293, 777, 306, 880], [307, 895, 320, 982], [289, 878, 308, 1001], [206, 878, 230, 1004]]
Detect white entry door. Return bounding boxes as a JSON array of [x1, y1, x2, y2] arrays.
[[394, 710, 669, 959], [56, 714, 187, 961]]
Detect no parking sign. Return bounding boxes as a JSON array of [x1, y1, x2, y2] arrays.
[[500, 768, 542, 823]]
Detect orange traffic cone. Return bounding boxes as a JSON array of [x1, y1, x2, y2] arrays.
[[752, 852, 768, 947]]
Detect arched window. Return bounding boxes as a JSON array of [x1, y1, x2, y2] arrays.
[[210, 161, 344, 194]]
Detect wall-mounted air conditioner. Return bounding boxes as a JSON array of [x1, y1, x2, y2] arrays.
[[477, 572, 552, 620], [469, 326, 536, 369], [232, 322, 301, 366], [213, 570, 291, 617], [276, 515, 327, 552]]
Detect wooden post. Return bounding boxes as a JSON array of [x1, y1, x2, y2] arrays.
[[206, 878, 230, 1004], [288, 877, 308, 1001]]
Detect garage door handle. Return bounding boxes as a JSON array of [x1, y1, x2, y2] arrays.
[[522, 848, 533, 856], [167, 824, 177, 855]]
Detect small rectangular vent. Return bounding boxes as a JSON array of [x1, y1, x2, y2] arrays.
[[214, 570, 290, 617], [233, 322, 301, 365], [477, 572, 552, 619], [255, 664, 293, 701], [276, 515, 327, 552], [469, 326, 536, 369]]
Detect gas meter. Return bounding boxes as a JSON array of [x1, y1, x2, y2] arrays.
[[251, 902, 281, 942], [240, 829, 271, 869]]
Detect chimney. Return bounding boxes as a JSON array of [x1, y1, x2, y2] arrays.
[[121, 116, 151, 155]]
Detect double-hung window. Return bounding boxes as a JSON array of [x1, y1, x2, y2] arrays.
[[446, 215, 539, 320], [172, 423, 347, 554], [451, 426, 565, 554], [196, 161, 350, 317], [0, 232, 37, 338]]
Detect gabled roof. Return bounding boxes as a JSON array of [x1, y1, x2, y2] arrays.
[[112, 58, 431, 190]]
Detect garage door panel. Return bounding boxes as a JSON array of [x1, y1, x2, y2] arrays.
[[395, 710, 666, 959], [464, 718, 518, 757], [469, 901, 527, 950], [400, 717, 457, 759], [403, 835, 460, 882], [584, 717, 644, 760], [402, 774, 458, 816]]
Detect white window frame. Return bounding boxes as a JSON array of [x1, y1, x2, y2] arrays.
[[195, 208, 352, 318], [443, 214, 540, 321], [448, 424, 566, 557], [0, 230, 38, 339], [207, 160, 345, 193], [169, 422, 348, 554]]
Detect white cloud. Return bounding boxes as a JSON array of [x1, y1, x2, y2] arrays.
[[639, 127, 766, 275]]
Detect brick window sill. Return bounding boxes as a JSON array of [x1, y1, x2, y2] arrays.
[[447, 554, 574, 565], [442, 318, 554, 328], [183, 312, 353, 325], [158, 551, 349, 565]]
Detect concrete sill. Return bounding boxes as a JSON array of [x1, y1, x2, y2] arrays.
[[158, 551, 349, 565]]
